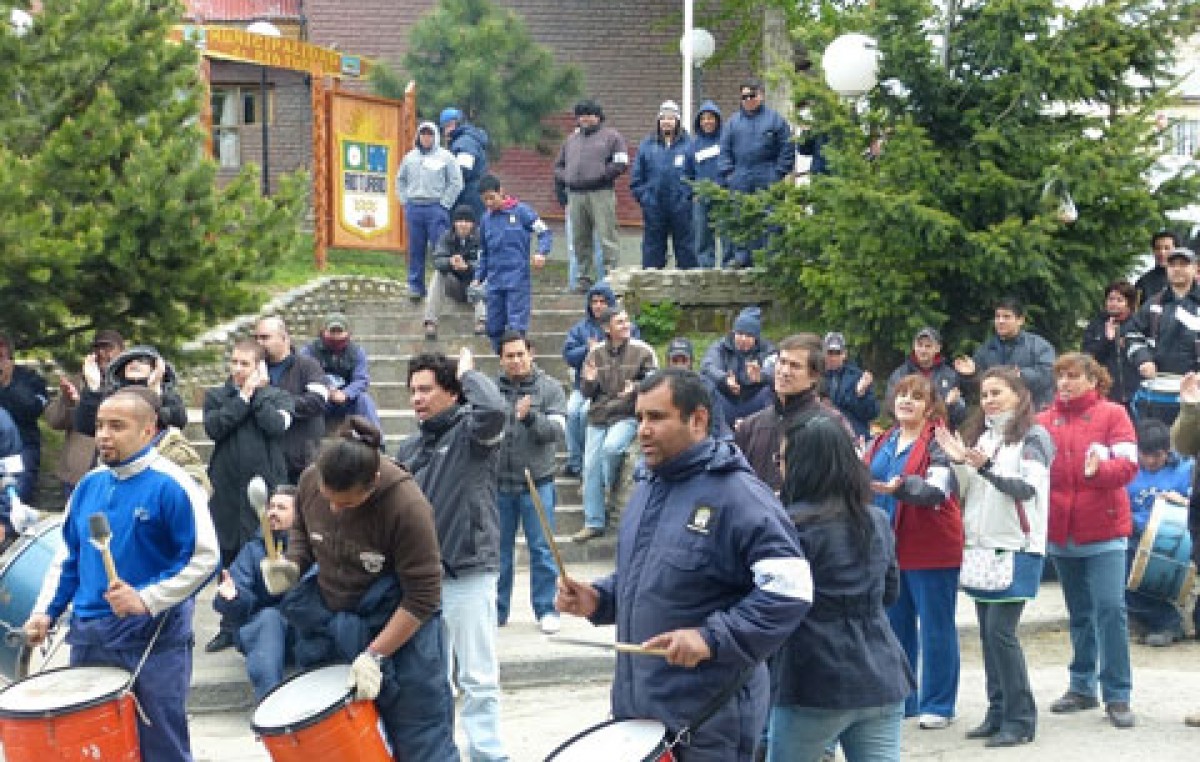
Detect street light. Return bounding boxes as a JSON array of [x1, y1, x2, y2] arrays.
[[680, 27, 716, 121], [822, 33, 880, 99], [246, 21, 280, 196]]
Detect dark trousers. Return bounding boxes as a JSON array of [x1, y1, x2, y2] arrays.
[[485, 285, 532, 352], [975, 600, 1036, 738], [641, 203, 696, 269], [404, 202, 450, 295]]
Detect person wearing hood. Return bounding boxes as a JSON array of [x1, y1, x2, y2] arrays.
[[701, 306, 776, 432], [301, 313, 383, 431], [472, 174, 552, 354], [396, 121, 464, 300], [556, 369, 813, 761], [630, 100, 696, 270], [886, 327, 966, 430], [554, 99, 630, 292], [440, 107, 490, 219], [690, 100, 726, 268], [76, 344, 188, 431]]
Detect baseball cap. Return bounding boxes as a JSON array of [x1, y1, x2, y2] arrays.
[[92, 329, 124, 348], [324, 313, 349, 332], [1167, 247, 1197, 263], [666, 337, 694, 361], [823, 332, 846, 353], [914, 326, 942, 344]]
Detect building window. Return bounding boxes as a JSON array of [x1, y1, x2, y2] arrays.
[[1168, 119, 1200, 157], [211, 86, 272, 168]]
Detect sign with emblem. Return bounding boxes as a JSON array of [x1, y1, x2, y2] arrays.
[[330, 92, 405, 250]]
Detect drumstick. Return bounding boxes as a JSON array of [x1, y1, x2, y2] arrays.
[[247, 476, 276, 561], [87, 513, 121, 587], [551, 635, 670, 657], [525, 468, 570, 582]]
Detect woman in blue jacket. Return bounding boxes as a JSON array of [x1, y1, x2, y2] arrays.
[[768, 411, 914, 761]]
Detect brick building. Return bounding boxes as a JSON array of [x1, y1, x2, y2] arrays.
[[187, 0, 755, 222]]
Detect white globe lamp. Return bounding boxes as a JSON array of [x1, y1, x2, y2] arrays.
[[822, 33, 880, 98]]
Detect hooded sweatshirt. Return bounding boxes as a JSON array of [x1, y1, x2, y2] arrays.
[[562, 284, 642, 387], [448, 121, 490, 190], [691, 100, 724, 183], [396, 121, 464, 210]]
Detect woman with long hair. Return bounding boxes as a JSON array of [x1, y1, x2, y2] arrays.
[[934, 368, 1053, 748], [768, 411, 914, 761], [1036, 353, 1138, 729], [1081, 280, 1139, 411], [864, 374, 962, 729]]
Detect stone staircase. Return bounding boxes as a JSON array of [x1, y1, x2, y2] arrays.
[[182, 282, 618, 564]]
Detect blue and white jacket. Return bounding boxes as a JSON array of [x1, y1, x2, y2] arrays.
[[38, 442, 219, 621], [1127, 454, 1194, 533], [691, 100, 724, 184], [631, 129, 693, 212], [477, 195, 552, 290]]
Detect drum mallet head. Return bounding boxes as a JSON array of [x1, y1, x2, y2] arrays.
[[88, 512, 122, 587], [247, 476, 278, 560]]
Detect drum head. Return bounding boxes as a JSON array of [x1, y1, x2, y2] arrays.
[[547, 719, 669, 761], [1143, 375, 1183, 394], [0, 665, 129, 716], [252, 663, 354, 734]]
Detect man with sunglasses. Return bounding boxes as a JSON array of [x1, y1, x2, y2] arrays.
[[717, 78, 793, 268]]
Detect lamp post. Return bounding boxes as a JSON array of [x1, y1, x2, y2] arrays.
[[679, 27, 715, 123], [247, 21, 280, 196], [821, 33, 880, 100]]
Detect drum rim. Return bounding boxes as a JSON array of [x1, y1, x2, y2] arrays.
[[0, 664, 131, 718], [0, 516, 62, 576], [250, 662, 357, 736], [544, 717, 670, 761]]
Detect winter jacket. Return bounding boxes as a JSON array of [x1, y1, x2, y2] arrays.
[[630, 129, 693, 212], [581, 337, 658, 427], [554, 123, 630, 192], [1082, 312, 1139, 407], [884, 355, 966, 428], [302, 339, 372, 406], [772, 505, 914, 709], [590, 439, 812, 761], [203, 380, 293, 560], [155, 427, 212, 497], [44, 375, 95, 487], [691, 100, 723, 183], [396, 121, 463, 210], [1124, 284, 1200, 376], [477, 195, 552, 290], [432, 227, 482, 281], [265, 352, 327, 479], [824, 362, 880, 440], [964, 330, 1057, 410], [495, 368, 567, 493], [1135, 266, 1168, 309], [212, 532, 289, 630], [290, 459, 443, 622], [393, 370, 506, 577], [953, 415, 1054, 555], [1126, 454, 1193, 533], [717, 104, 793, 193], [865, 422, 963, 569], [735, 388, 848, 492], [447, 122, 489, 192], [1169, 401, 1200, 565], [1038, 390, 1138, 547], [700, 334, 776, 404], [564, 284, 643, 388], [0, 365, 47, 447]]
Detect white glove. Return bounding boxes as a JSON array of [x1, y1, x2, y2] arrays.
[[348, 652, 383, 701], [9, 493, 38, 534], [259, 558, 299, 596]]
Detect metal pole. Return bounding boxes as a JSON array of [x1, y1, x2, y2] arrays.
[[682, 0, 694, 129], [261, 65, 269, 195]]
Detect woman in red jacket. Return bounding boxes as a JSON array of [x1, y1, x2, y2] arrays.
[[1036, 352, 1138, 729], [866, 374, 963, 729]]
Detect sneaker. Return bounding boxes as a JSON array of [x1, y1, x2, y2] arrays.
[[539, 613, 562, 635], [1141, 630, 1178, 647], [423, 321, 437, 341], [1049, 691, 1099, 714], [1105, 702, 1135, 729], [407, 285, 425, 301], [918, 714, 953, 730], [205, 630, 234, 653], [474, 319, 487, 336], [572, 526, 604, 543]]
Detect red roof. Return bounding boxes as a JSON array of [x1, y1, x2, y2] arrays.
[[183, 1, 302, 21]]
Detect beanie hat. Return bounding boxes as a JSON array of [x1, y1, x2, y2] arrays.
[[452, 205, 477, 223], [732, 306, 762, 338], [438, 107, 463, 129], [658, 100, 681, 120], [574, 99, 603, 119]]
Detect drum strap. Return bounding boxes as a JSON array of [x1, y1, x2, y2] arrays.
[[670, 666, 755, 749]]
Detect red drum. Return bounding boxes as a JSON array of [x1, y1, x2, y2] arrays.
[[545, 719, 675, 761], [251, 663, 392, 762], [0, 665, 139, 761]]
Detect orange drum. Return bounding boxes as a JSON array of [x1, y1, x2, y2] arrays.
[[545, 719, 675, 761], [0, 665, 139, 761], [251, 664, 392, 762]]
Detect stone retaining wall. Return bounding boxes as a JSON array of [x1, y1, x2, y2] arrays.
[[607, 266, 780, 333]]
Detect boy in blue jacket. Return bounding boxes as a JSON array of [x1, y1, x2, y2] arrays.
[[473, 174, 553, 352], [1125, 419, 1194, 646]]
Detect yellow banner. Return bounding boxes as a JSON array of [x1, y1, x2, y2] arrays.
[[330, 92, 405, 250], [173, 26, 363, 77]]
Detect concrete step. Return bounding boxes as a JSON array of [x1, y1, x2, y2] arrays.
[[330, 309, 581, 336], [340, 292, 584, 315], [361, 354, 572, 385], [516, 530, 616, 566], [354, 331, 568, 356]]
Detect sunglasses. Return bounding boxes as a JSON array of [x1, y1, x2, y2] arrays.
[[740, 91, 759, 100]]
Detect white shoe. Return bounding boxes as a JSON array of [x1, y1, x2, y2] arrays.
[[539, 613, 562, 635], [918, 714, 953, 729]]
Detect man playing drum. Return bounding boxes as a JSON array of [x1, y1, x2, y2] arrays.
[[24, 390, 220, 761], [1168, 371, 1200, 728], [556, 369, 813, 761]]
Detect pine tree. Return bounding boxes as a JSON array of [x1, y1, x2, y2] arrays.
[[371, 0, 583, 153], [0, 0, 306, 359], [708, 0, 1200, 368]]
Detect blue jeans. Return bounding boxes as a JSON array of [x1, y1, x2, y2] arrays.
[[1051, 550, 1133, 703], [886, 568, 960, 718], [566, 210, 606, 289], [404, 202, 450, 295], [442, 571, 509, 761], [565, 390, 589, 471], [497, 484, 558, 623], [1124, 532, 1183, 634], [767, 702, 904, 762], [582, 419, 638, 529], [17, 442, 40, 504], [326, 392, 382, 432]]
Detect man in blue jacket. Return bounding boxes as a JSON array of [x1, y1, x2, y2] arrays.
[[556, 369, 812, 761], [717, 78, 793, 267], [953, 295, 1057, 410], [701, 306, 776, 432], [821, 331, 879, 442], [690, 100, 725, 268], [631, 100, 696, 270], [440, 107, 490, 220], [0, 334, 46, 504]]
